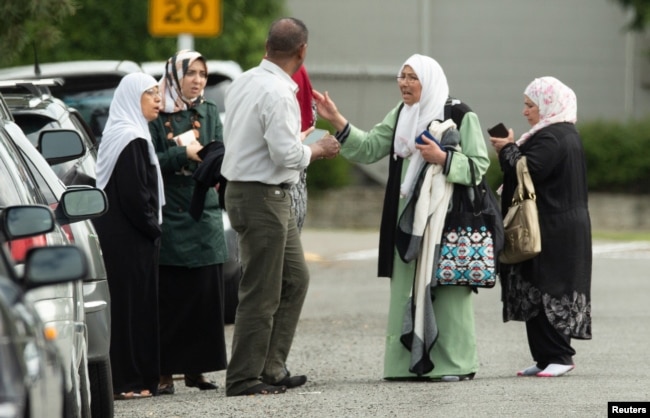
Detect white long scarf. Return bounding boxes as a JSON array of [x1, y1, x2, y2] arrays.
[[400, 163, 454, 375]]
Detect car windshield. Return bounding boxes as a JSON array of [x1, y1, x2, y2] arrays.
[[203, 80, 231, 114], [59, 89, 114, 140]]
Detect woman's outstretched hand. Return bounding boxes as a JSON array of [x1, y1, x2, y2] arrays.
[[312, 89, 348, 132]]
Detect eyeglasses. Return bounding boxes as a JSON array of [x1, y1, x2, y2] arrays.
[[144, 88, 161, 97], [396, 75, 420, 85]]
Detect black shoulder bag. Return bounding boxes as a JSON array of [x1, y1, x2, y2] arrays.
[[435, 160, 500, 288]]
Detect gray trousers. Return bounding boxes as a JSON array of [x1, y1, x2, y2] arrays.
[[224, 181, 309, 395]]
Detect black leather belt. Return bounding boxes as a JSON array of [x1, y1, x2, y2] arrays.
[[231, 181, 292, 189]]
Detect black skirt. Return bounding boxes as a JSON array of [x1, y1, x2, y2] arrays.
[[158, 264, 228, 375]]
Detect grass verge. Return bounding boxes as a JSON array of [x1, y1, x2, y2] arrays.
[[592, 230, 650, 242]]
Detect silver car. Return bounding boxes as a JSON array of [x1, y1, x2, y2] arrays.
[[0, 94, 108, 417], [0, 80, 114, 418], [0, 205, 92, 418]]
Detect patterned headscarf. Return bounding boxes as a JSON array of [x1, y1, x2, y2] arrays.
[[517, 76, 577, 146], [96, 73, 165, 223], [159, 49, 206, 113]]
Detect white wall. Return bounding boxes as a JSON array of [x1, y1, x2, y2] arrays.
[[287, 0, 650, 137]]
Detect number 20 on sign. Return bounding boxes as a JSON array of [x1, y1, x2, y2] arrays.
[[149, 0, 221, 37]]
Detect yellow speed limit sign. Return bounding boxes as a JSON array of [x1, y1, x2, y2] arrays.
[[149, 0, 221, 37]]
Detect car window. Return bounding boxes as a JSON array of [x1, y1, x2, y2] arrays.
[[12, 114, 86, 180], [68, 114, 98, 168], [0, 130, 42, 207], [69, 112, 99, 153], [60, 89, 114, 140], [12, 114, 56, 147], [18, 151, 58, 205], [0, 258, 9, 284]]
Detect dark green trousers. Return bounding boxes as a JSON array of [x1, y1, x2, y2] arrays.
[[224, 181, 309, 395]]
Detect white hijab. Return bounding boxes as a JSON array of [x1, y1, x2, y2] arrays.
[[96, 72, 165, 223], [394, 54, 449, 197], [517, 76, 578, 146]]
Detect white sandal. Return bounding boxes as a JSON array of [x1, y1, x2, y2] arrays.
[[517, 365, 542, 376], [536, 363, 575, 377]]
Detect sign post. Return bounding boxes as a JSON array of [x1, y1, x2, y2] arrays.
[[148, 0, 222, 37]]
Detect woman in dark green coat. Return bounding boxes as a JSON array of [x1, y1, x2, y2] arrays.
[[149, 50, 228, 394]]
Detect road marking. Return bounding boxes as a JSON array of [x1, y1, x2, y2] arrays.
[[593, 242, 650, 259], [333, 249, 378, 261], [304, 252, 324, 262], [307, 242, 650, 262]]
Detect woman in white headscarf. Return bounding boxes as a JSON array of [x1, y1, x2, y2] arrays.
[[314, 54, 490, 380], [94, 72, 164, 399], [148, 50, 228, 394], [490, 77, 592, 378]]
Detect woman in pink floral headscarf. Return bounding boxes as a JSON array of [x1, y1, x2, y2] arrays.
[[516, 76, 578, 146], [490, 76, 592, 378]]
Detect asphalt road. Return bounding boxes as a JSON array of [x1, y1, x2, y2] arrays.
[[115, 229, 650, 418]]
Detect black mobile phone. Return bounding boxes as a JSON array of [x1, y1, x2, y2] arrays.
[[487, 123, 509, 138]]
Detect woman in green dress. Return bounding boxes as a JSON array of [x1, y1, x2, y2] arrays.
[[313, 54, 490, 380], [149, 50, 228, 393]]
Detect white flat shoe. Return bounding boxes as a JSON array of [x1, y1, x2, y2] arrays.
[[517, 365, 542, 376], [439, 373, 475, 382], [536, 363, 575, 377]]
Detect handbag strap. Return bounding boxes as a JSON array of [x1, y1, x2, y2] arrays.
[[468, 159, 484, 215], [451, 159, 483, 216], [515, 157, 536, 202]]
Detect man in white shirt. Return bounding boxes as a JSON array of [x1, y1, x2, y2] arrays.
[[222, 17, 340, 397]]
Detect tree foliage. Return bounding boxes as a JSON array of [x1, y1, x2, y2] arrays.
[[2, 0, 286, 70], [0, 0, 78, 65], [611, 0, 650, 31]]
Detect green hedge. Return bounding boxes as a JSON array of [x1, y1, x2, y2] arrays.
[[579, 118, 650, 193], [483, 117, 650, 195]]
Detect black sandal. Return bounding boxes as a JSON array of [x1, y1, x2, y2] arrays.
[[157, 382, 175, 395], [185, 374, 218, 390], [113, 390, 153, 400]]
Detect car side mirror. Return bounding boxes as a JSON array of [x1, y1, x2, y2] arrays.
[[0, 205, 55, 244], [23, 245, 88, 290], [54, 187, 108, 226], [38, 129, 86, 165]]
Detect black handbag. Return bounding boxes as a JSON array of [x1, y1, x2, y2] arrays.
[[435, 160, 503, 288]]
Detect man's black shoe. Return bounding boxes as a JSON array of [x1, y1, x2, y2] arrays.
[[266, 374, 307, 389]]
